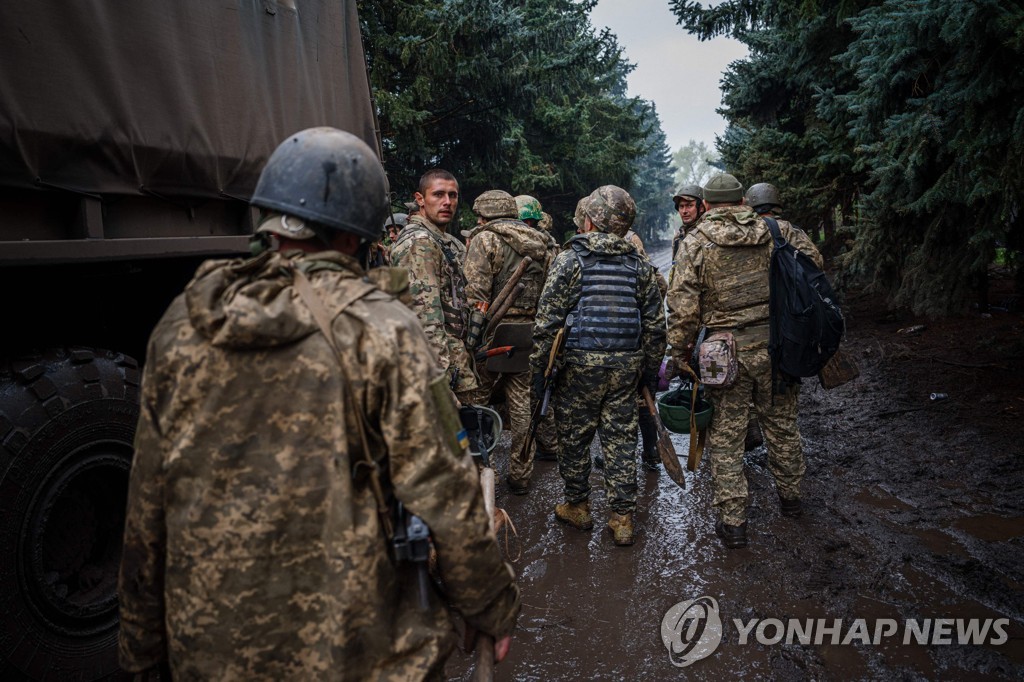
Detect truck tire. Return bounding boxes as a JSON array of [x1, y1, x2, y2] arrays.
[[0, 348, 140, 680]]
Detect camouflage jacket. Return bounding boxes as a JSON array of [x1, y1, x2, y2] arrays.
[[389, 215, 478, 392], [666, 205, 823, 352], [118, 250, 519, 680], [464, 218, 559, 321], [531, 231, 666, 374]]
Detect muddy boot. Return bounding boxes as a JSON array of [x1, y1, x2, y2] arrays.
[[714, 520, 748, 549], [744, 419, 763, 451], [779, 496, 802, 518], [554, 500, 593, 531], [506, 475, 529, 496], [607, 512, 635, 546]]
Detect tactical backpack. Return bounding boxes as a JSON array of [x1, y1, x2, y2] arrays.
[[765, 217, 844, 383]]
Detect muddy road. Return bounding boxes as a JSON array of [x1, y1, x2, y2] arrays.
[[447, 245, 1024, 680]]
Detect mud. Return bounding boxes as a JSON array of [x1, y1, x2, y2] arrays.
[[447, 245, 1024, 680]]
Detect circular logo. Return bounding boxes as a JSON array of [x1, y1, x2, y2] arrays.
[[661, 596, 723, 667]]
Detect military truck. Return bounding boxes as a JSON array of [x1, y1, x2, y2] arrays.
[[0, 2, 378, 677]]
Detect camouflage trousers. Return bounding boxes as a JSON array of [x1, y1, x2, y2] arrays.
[[466, 367, 556, 484], [706, 349, 804, 525], [554, 363, 639, 515]]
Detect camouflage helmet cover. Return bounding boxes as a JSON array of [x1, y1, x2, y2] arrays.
[[514, 194, 543, 222], [539, 211, 553, 232], [702, 173, 744, 203], [473, 189, 519, 219], [572, 197, 589, 230], [584, 185, 636, 237], [744, 182, 782, 211], [672, 183, 703, 204]]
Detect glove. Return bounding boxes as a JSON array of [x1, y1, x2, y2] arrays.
[[662, 356, 680, 382], [640, 368, 659, 396]]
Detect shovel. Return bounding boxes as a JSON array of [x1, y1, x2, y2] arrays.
[[641, 386, 686, 489]]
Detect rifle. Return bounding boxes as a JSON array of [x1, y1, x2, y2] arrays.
[[391, 502, 432, 610], [519, 316, 571, 462]]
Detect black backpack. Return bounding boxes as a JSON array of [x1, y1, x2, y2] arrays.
[[765, 217, 844, 383]]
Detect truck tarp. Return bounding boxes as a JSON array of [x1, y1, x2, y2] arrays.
[[0, 0, 378, 200]]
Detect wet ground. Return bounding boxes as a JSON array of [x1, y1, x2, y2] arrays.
[[447, 246, 1024, 680]]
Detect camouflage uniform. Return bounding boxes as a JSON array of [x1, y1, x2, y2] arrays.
[[118, 250, 519, 680], [532, 231, 666, 515], [390, 214, 479, 398], [666, 205, 823, 525], [465, 218, 560, 485]]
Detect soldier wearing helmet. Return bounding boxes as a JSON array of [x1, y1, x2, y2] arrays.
[[532, 185, 666, 546], [744, 182, 783, 216], [390, 169, 482, 402], [671, 183, 705, 264], [666, 172, 822, 550], [118, 128, 519, 678], [464, 191, 560, 494]]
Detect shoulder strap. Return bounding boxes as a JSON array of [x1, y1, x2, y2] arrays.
[[291, 266, 394, 540], [764, 216, 786, 250], [399, 222, 461, 269]]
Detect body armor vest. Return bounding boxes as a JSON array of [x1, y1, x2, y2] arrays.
[[565, 243, 642, 352], [699, 236, 771, 330], [395, 223, 468, 338]]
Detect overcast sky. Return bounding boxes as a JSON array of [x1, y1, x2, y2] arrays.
[[589, 0, 748, 155]]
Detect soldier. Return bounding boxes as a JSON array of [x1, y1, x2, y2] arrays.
[[390, 169, 480, 402], [117, 129, 520, 679], [533, 186, 666, 546], [670, 183, 705, 279], [465, 191, 559, 494], [666, 173, 823, 549], [738, 182, 792, 451]]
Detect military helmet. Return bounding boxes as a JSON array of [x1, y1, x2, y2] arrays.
[[473, 189, 518, 219], [672, 183, 703, 205], [583, 185, 636, 237], [657, 386, 714, 433], [702, 173, 744, 204], [539, 211, 553, 232], [572, 197, 589, 230], [251, 127, 388, 242], [514, 194, 543, 222], [744, 183, 782, 211], [383, 212, 408, 229]]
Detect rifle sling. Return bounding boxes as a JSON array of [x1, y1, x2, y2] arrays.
[[291, 265, 395, 540]]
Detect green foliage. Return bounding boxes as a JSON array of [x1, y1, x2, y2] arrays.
[[359, 0, 674, 241], [672, 139, 719, 187], [671, 0, 1024, 315]]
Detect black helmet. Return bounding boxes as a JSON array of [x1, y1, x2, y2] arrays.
[[744, 183, 782, 211], [251, 127, 388, 242]]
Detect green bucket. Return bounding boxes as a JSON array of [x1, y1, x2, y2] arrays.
[[657, 387, 713, 433]]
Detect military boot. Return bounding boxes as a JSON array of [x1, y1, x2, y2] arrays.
[[715, 520, 748, 549], [779, 495, 802, 518], [554, 500, 593, 531], [607, 512, 635, 546]]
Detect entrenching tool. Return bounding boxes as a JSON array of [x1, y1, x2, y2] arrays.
[[641, 386, 686, 489]]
